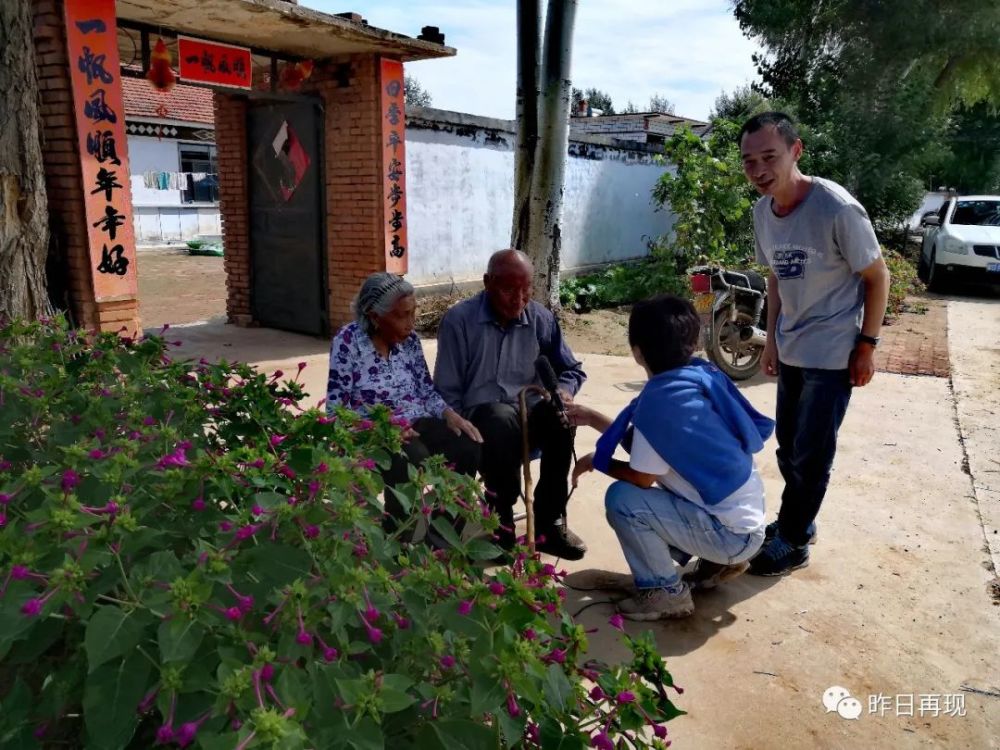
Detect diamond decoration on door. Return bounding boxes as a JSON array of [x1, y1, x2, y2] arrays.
[[252, 119, 311, 202]]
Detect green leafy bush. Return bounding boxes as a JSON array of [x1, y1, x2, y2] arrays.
[[652, 120, 757, 266], [0, 318, 682, 749], [559, 260, 690, 313], [883, 248, 924, 318]]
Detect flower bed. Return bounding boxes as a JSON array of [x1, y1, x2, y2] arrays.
[[0, 318, 682, 749]]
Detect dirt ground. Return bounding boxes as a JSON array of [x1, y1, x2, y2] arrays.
[[137, 248, 227, 329]]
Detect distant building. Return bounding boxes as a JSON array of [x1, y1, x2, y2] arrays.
[[123, 76, 220, 246], [570, 100, 710, 146]]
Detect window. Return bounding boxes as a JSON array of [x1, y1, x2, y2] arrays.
[[950, 200, 1000, 227], [179, 143, 219, 204]]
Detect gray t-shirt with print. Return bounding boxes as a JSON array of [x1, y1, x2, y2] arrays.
[[753, 177, 882, 370]]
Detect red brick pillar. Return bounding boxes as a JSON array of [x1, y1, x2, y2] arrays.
[[314, 55, 390, 329], [32, 0, 141, 334], [213, 94, 252, 326]]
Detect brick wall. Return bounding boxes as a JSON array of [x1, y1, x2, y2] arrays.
[[310, 55, 389, 328], [213, 94, 252, 326], [32, 0, 140, 334], [214, 55, 392, 331]]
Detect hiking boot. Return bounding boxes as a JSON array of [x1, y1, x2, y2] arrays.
[[748, 535, 810, 576], [616, 583, 694, 621], [536, 521, 587, 561], [764, 520, 818, 546], [682, 559, 750, 590]]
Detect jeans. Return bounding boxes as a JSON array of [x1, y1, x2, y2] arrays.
[[605, 481, 765, 590], [774, 363, 852, 547], [467, 401, 573, 530]]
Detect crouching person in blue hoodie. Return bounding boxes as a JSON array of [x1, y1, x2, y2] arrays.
[[569, 295, 775, 620]]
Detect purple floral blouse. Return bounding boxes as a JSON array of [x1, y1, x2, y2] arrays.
[[325, 321, 449, 423]]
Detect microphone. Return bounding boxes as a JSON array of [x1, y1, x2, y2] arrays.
[[535, 355, 567, 417]]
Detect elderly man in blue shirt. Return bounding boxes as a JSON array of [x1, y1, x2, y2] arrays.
[[434, 249, 588, 560]]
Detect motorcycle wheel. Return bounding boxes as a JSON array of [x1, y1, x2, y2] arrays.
[[706, 308, 764, 381]]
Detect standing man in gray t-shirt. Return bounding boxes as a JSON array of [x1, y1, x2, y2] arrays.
[[739, 112, 890, 576]]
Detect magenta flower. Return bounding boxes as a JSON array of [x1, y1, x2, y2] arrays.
[[522, 627, 536, 641], [260, 663, 275, 682], [272, 370, 284, 379], [608, 613, 625, 631], [364, 604, 379, 622], [616, 690, 635, 704], [393, 613, 411, 630], [356, 419, 374, 431], [191, 498, 206, 512], [590, 731, 614, 750], [303, 525, 319, 539], [488, 582, 506, 596], [322, 647, 338, 662], [278, 465, 296, 479], [61, 469, 79, 492], [269, 435, 286, 448], [506, 693, 521, 718], [0, 493, 10, 505], [457, 600, 473, 616], [439, 654, 456, 670], [249, 459, 265, 469], [251, 505, 264, 516], [234, 524, 260, 541], [143, 416, 156, 426], [0, 513, 6, 528], [21, 598, 43, 617], [315, 462, 329, 474], [88, 448, 105, 460], [224, 606, 242, 621], [156, 447, 189, 470], [653, 724, 668, 739], [155, 724, 174, 744], [589, 685, 605, 701], [358, 458, 377, 471], [365, 624, 383, 644], [544, 648, 566, 664], [219, 521, 233, 532], [297, 362, 307, 371], [296, 630, 313, 646], [174, 716, 208, 748], [11, 565, 30, 580]]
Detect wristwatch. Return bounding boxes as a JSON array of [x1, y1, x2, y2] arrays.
[[856, 333, 880, 347]]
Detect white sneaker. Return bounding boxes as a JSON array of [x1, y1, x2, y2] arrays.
[[616, 583, 694, 621]]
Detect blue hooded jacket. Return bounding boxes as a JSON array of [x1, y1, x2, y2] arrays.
[[593, 358, 775, 505]]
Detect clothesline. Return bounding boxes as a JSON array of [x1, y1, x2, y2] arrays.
[[141, 171, 218, 190]]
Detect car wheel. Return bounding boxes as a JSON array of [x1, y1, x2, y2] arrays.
[[927, 247, 947, 293], [917, 250, 929, 282]]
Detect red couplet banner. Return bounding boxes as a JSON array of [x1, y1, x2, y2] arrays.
[[64, 0, 138, 301], [178, 36, 253, 90], [379, 58, 408, 275]]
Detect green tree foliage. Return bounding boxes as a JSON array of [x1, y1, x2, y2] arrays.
[[403, 74, 433, 108], [571, 87, 615, 114], [647, 93, 675, 114], [711, 84, 770, 122], [652, 120, 757, 265], [734, 0, 1000, 234]]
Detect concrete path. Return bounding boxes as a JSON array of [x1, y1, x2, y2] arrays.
[[169, 307, 1000, 749]]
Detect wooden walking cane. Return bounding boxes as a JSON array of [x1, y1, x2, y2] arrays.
[[518, 385, 547, 555]]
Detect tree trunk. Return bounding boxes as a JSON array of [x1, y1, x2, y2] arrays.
[[528, 0, 576, 308], [511, 0, 577, 309], [511, 0, 541, 252], [0, 0, 52, 322]]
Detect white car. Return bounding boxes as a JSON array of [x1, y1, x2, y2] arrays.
[[919, 196, 1000, 290]]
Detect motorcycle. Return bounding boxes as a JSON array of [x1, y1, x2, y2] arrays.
[[688, 265, 768, 380]]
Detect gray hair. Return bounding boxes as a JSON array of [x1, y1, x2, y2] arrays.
[[353, 272, 414, 335]]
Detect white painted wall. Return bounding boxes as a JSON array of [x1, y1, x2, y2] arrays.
[[403, 125, 673, 286], [127, 135, 221, 244]]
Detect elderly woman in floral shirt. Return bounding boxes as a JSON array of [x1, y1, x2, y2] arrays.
[[326, 273, 482, 519]]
